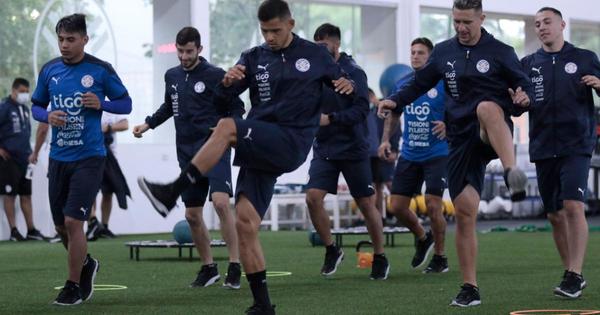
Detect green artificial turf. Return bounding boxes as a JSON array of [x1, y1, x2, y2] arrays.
[[1, 231, 599, 314]]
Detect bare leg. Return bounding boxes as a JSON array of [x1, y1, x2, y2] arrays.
[[425, 194, 446, 255], [64, 216, 87, 283], [236, 195, 265, 273], [100, 193, 112, 226], [476, 102, 515, 169], [19, 195, 35, 231], [374, 182, 385, 217], [212, 192, 240, 263], [56, 225, 68, 250], [3, 195, 17, 228], [356, 195, 385, 254], [453, 185, 480, 287], [563, 200, 588, 274], [306, 189, 333, 246], [185, 206, 213, 265], [390, 195, 426, 238], [547, 211, 569, 270]]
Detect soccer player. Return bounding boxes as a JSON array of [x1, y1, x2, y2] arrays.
[[379, 37, 449, 274], [133, 26, 244, 289], [137, 1, 353, 313], [305, 23, 389, 280], [521, 6, 600, 299], [378, 0, 533, 307], [0, 78, 46, 241], [31, 14, 132, 305]]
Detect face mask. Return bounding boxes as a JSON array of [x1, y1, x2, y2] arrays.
[[16, 92, 30, 105]]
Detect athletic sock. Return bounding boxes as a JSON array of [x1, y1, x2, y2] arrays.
[[246, 270, 271, 307], [174, 163, 203, 193]]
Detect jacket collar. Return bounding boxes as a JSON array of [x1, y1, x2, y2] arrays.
[[536, 41, 575, 57]]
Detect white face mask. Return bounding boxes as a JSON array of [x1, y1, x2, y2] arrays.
[[16, 92, 30, 105]]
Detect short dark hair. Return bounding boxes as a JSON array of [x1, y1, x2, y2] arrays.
[[12, 78, 29, 90], [537, 7, 563, 19], [368, 88, 375, 96], [314, 23, 341, 41], [453, 0, 482, 12], [411, 37, 434, 52], [55, 13, 87, 36], [257, 0, 291, 22], [176, 27, 201, 48]]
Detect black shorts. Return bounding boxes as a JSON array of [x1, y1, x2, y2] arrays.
[[370, 157, 395, 184], [307, 157, 375, 199], [447, 126, 497, 200], [0, 159, 31, 196], [535, 155, 590, 213], [391, 155, 448, 197], [48, 156, 105, 226], [233, 119, 310, 218]]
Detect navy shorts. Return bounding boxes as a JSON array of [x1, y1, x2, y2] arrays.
[[535, 155, 590, 213], [0, 159, 31, 196], [177, 143, 233, 208], [48, 156, 105, 226], [307, 157, 375, 199], [447, 126, 497, 200], [391, 155, 448, 197], [233, 119, 310, 218], [370, 157, 395, 183]]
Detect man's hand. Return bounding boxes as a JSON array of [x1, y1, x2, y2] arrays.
[[378, 141, 395, 162], [223, 64, 246, 87], [508, 87, 530, 107], [320, 114, 331, 126], [82, 92, 101, 110], [0, 148, 11, 161], [132, 123, 150, 138], [432, 120, 446, 140], [582, 75, 600, 91], [377, 99, 397, 118], [332, 77, 353, 95], [28, 152, 38, 164], [48, 110, 67, 127]]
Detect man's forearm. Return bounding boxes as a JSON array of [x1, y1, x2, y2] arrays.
[[381, 112, 400, 143]]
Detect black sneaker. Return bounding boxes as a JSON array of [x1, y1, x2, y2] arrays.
[[53, 281, 83, 306], [137, 177, 178, 217], [9, 228, 26, 241], [223, 262, 241, 289], [557, 270, 587, 290], [190, 264, 220, 288], [26, 228, 45, 241], [321, 245, 344, 276], [79, 254, 99, 301], [504, 167, 527, 201], [412, 230, 434, 269], [99, 226, 116, 238], [370, 254, 390, 280], [245, 303, 276, 315], [554, 271, 584, 299], [86, 218, 100, 241], [450, 283, 481, 307], [423, 254, 449, 273]]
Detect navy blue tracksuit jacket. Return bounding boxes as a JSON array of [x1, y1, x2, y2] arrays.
[[313, 53, 370, 160], [521, 42, 600, 161], [387, 28, 534, 145], [145, 56, 244, 147], [215, 34, 349, 163], [0, 97, 32, 169]]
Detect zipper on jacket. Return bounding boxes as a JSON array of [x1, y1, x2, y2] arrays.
[[551, 55, 557, 157], [281, 52, 286, 63], [466, 50, 470, 60], [185, 73, 189, 82]]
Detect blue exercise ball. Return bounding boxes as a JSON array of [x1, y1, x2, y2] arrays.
[[379, 63, 413, 97], [173, 220, 193, 244]]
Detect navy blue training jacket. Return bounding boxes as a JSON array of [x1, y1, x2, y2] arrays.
[[215, 34, 349, 161], [387, 28, 534, 145], [521, 42, 600, 161], [145, 56, 244, 144], [313, 53, 370, 160], [0, 97, 32, 168]]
